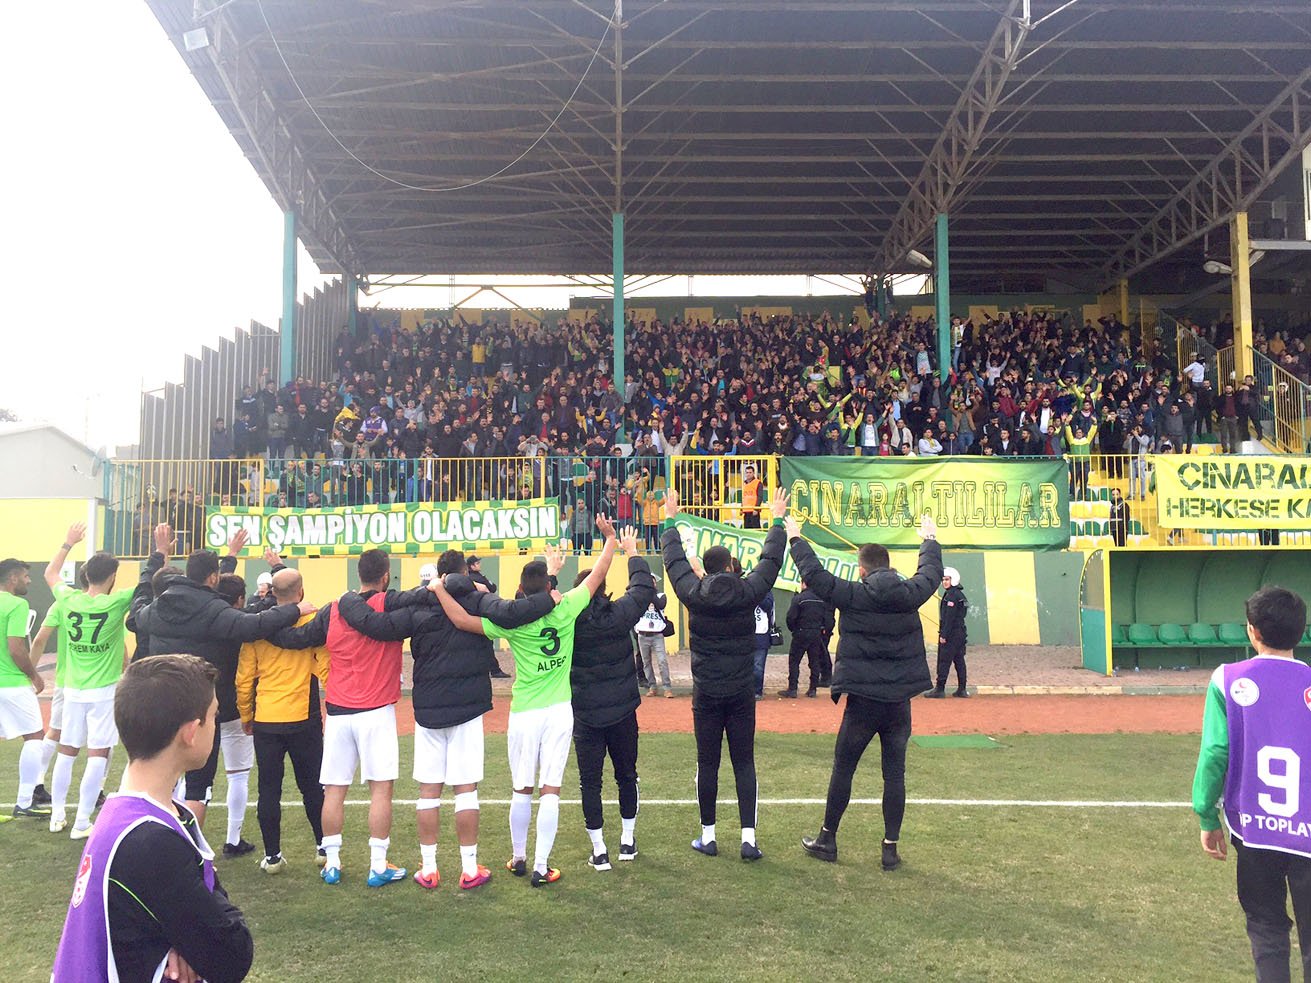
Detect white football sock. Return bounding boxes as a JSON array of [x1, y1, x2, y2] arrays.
[[39, 738, 58, 780], [17, 741, 42, 808], [459, 844, 479, 878], [368, 836, 390, 875], [742, 827, 757, 847], [420, 843, 437, 877], [75, 757, 108, 829], [621, 816, 636, 846], [51, 752, 76, 819], [509, 792, 532, 860], [587, 827, 607, 855], [533, 794, 560, 875], [321, 833, 342, 869], [701, 823, 716, 845], [225, 771, 250, 846]]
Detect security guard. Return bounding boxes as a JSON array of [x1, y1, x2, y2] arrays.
[[927, 567, 968, 698]]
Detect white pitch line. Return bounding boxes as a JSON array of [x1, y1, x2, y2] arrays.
[[8, 798, 1191, 809]]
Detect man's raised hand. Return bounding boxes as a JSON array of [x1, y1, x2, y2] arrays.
[[784, 516, 802, 540], [64, 523, 87, 547], [227, 528, 250, 557], [544, 543, 565, 577], [153, 524, 176, 557], [595, 514, 617, 542], [263, 547, 282, 567], [619, 526, 640, 555], [918, 513, 939, 540], [664, 488, 680, 519], [770, 488, 790, 520]]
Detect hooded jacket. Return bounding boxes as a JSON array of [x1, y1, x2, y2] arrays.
[[571, 556, 656, 728], [789, 537, 942, 704], [661, 521, 786, 698]]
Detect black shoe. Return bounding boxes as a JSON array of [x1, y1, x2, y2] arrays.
[[776, 688, 797, 698], [691, 837, 718, 857], [618, 842, 637, 861], [530, 867, 561, 887], [924, 688, 946, 699], [12, 803, 51, 819], [740, 841, 763, 862], [881, 841, 901, 872], [754, 693, 763, 701], [32, 784, 51, 807], [953, 689, 970, 698], [223, 839, 256, 858], [805, 688, 817, 698], [506, 857, 527, 877], [490, 669, 511, 679], [817, 677, 831, 688], [801, 828, 837, 863], [587, 852, 611, 871]]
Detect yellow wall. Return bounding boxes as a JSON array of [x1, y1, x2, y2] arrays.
[[684, 306, 714, 324], [627, 307, 657, 325], [0, 499, 98, 564]]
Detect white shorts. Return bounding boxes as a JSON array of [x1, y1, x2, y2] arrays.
[[62, 698, 118, 750], [414, 715, 485, 787], [321, 705, 399, 786], [49, 687, 64, 730], [219, 719, 255, 772], [506, 703, 573, 790], [0, 686, 42, 739]]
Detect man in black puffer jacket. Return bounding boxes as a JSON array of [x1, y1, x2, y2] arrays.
[[786, 513, 943, 872], [569, 528, 656, 871], [661, 488, 788, 862], [336, 549, 554, 890]]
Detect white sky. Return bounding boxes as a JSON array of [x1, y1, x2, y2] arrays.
[[0, 1, 904, 452]]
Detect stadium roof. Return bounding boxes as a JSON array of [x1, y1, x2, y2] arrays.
[[150, 0, 1311, 288]]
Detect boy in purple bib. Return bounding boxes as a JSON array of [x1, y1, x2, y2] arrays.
[[53, 655, 253, 983], [1193, 586, 1311, 983]]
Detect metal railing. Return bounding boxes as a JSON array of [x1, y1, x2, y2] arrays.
[[1250, 347, 1311, 454]]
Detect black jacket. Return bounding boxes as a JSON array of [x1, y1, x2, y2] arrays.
[[790, 537, 943, 704], [786, 589, 835, 635], [337, 577, 552, 730], [662, 521, 786, 698], [469, 570, 497, 594], [134, 575, 302, 722], [126, 551, 166, 662], [939, 585, 968, 640], [571, 557, 656, 727]]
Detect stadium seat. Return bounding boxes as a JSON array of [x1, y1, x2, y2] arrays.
[[1187, 623, 1218, 645], [1217, 623, 1248, 645], [1126, 623, 1158, 645], [1302, 624, 1311, 646], [1157, 623, 1187, 645], [1111, 624, 1126, 643]]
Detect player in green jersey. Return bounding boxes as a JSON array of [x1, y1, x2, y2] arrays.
[[428, 516, 621, 886], [0, 554, 46, 818]]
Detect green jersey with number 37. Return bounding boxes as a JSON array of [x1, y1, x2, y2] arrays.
[[483, 585, 591, 712], [48, 589, 134, 693]]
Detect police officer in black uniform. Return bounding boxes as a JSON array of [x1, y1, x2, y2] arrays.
[[927, 567, 968, 699], [467, 556, 511, 679]]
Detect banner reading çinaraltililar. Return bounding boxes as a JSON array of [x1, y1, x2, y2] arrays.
[[780, 458, 1069, 550], [1155, 456, 1311, 529], [205, 498, 561, 557], [670, 513, 861, 592]]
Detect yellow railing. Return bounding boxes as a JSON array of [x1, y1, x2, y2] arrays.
[[668, 454, 778, 525]]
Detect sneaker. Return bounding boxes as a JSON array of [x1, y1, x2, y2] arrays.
[[12, 803, 51, 819], [691, 837, 718, 857], [506, 857, 527, 877], [49, 817, 68, 834], [223, 839, 256, 858], [530, 867, 561, 887], [741, 842, 763, 862], [618, 842, 638, 861], [316, 847, 328, 868], [321, 866, 342, 885], [260, 855, 288, 875], [490, 669, 512, 679], [32, 784, 51, 807], [413, 869, 440, 890], [754, 693, 763, 701], [459, 865, 492, 890], [588, 852, 611, 871], [881, 841, 901, 872], [644, 688, 656, 698], [776, 688, 798, 698], [664, 689, 674, 699], [70, 824, 93, 841], [367, 863, 408, 888]]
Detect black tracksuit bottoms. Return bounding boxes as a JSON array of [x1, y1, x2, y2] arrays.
[[692, 687, 757, 829], [573, 711, 640, 832], [936, 635, 967, 690], [254, 723, 325, 859], [787, 629, 832, 691], [1233, 837, 1311, 983], [824, 695, 911, 842]]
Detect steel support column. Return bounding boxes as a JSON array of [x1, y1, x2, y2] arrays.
[[613, 213, 625, 424], [935, 214, 951, 381], [1117, 279, 1129, 327], [281, 210, 297, 385], [1231, 212, 1254, 382], [347, 273, 360, 337]]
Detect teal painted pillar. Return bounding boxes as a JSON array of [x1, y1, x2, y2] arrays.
[[347, 272, 359, 337], [612, 212, 625, 437], [281, 210, 298, 385], [934, 212, 951, 381], [875, 276, 889, 318]]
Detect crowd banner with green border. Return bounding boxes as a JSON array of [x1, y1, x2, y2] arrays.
[[780, 458, 1069, 550], [205, 498, 561, 556], [670, 513, 860, 592], [1155, 456, 1311, 529]]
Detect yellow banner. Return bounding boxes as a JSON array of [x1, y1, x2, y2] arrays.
[[1155, 456, 1311, 529]]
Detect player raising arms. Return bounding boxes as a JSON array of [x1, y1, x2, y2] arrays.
[[428, 516, 619, 886]]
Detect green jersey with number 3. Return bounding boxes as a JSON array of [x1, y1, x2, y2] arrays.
[[49, 589, 134, 693], [483, 585, 591, 712]]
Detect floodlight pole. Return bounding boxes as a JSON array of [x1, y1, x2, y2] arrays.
[[934, 213, 951, 382], [281, 210, 297, 385], [1231, 211, 1254, 382], [612, 0, 625, 437]]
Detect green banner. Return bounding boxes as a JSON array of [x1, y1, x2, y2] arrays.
[[780, 458, 1069, 550], [205, 498, 561, 557], [669, 514, 860, 592]]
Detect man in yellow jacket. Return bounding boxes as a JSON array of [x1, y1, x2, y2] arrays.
[[236, 568, 329, 874]]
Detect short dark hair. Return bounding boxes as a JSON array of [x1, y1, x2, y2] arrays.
[[702, 546, 732, 575], [0, 559, 28, 583], [357, 548, 390, 584], [152, 564, 183, 597], [437, 550, 467, 576], [115, 655, 217, 761], [573, 569, 591, 589], [83, 551, 119, 586], [1246, 586, 1306, 651], [858, 543, 890, 571], [216, 574, 246, 607], [186, 550, 220, 583], [521, 560, 550, 596]]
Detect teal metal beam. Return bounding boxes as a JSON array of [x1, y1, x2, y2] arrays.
[[612, 212, 625, 437], [934, 213, 950, 381], [347, 273, 360, 337], [281, 210, 298, 385]]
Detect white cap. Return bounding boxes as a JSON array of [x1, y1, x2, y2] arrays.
[[419, 563, 438, 584], [256, 572, 273, 588], [943, 567, 961, 587]]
